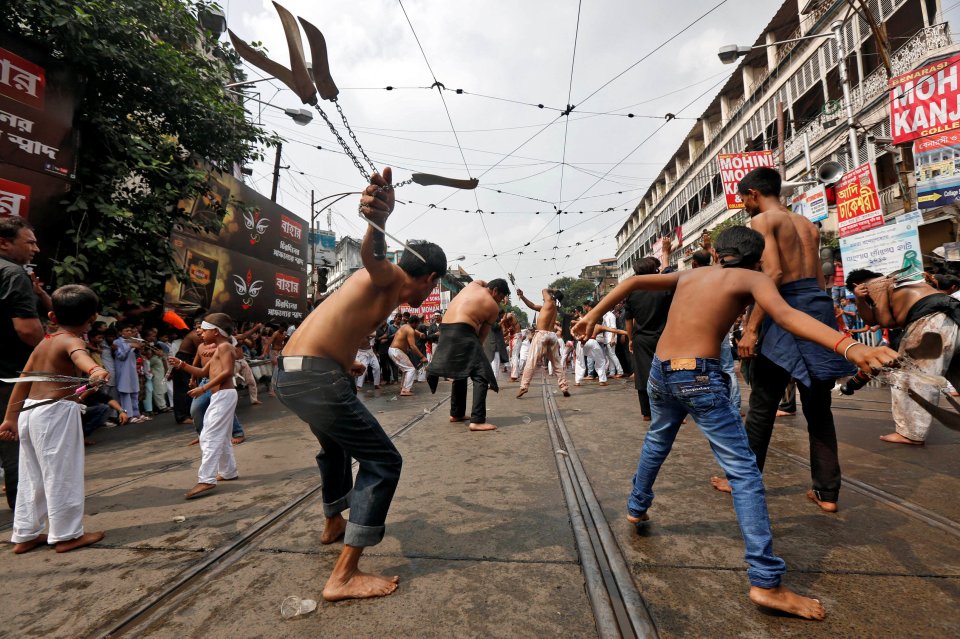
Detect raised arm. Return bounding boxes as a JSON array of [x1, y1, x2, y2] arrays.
[[359, 168, 403, 288], [516, 289, 542, 312]]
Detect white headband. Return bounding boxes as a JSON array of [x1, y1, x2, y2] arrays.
[[201, 320, 229, 338]]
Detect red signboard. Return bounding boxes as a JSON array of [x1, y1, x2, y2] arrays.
[[0, 47, 45, 110], [836, 163, 884, 237], [890, 51, 960, 145], [396, 286, 442, 317], [717, 151, 775, 209], [0, 176, 30, 218]]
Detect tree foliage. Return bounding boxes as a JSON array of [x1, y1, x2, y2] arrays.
[[3, 0, 274, 305], [546, 277, 597, 312]]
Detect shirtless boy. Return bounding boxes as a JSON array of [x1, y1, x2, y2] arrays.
[[427, 279, 510, 431], [389, 316, 424, 396], [1, 284, 108, 553], [169, 313, 238, 499], [516, 288, 569, 398], [574, 227, 900, 621], [275, 167, 446, 601]]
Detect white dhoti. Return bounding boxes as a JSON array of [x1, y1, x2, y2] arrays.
[[11, 400, 86, 544], [198, 389, 239, 485], [575, 339, 608, 384], [356, 349, 381, 388], [388, 347, 416, 391]]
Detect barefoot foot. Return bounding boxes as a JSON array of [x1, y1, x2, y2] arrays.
[[469, 423, 497, 431], [185, 483, 216, 499], [805, 490, 838, 513], [232, 436, 245, 445], [188, 438, 199, 446], [642, 415, 651, 422], [516, 388, 528, 398], [775, 410, 796, 417], [449, 416, 464, 423], [562, 389, 570, 397], [710, 477, 732, 493], [55, 531, 105, 553], [321, 514, 347, 545], [216, 474, 239, 481], [879, 432, 924, 445], [627, 512, 650, 526], [12, 534, 47, 554], [323, 571, 400, 601], [749, 585, 825, 620]]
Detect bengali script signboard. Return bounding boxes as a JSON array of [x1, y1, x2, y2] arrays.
[[790, 184, 828, 223], [839, 219, 923, 283], [913, 131, 960, 209], [396, 286, 442, 317], [717, 151, 775, 209], [836, 163, 883, 238], [891, 51, 960, 145]]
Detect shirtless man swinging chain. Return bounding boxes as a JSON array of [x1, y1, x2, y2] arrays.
[[389, 316, 424, 396], [274, 168, 446, 601], [516, 288, 569, 398], [426, 279, 510, 431], [711, 168, 856, 514]]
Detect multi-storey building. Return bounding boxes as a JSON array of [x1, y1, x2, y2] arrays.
[[580, 258, 620, 296], [615, 0, 953, 278]]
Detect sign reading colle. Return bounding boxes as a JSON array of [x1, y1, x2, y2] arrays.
[[913, 131, 960, 208], [717, 151, 775, 209], [790, 184, 828, 223], [836, 162, 884, 237], [839, 220, 923, 283], [890, 51, 960, 145]]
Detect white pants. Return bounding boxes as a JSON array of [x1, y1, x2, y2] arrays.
[[605, 343, 623, 375], [575, 339, 607, 384], [198, 389, 239, 484], [491, 352, 501, 381], [12, 401, 86, 544], [389, 347, 416, 391], [356, 349, 381, 388]]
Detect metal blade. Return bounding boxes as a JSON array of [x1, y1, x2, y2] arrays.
[[271, 2, 318, 105], [228, 29, 300, 97], [410, 173, 480, 189], [298, 17, 340, 101], [358, 214, 426, 263], [907, 388, 960, 432], [1, 375, 88, 384]]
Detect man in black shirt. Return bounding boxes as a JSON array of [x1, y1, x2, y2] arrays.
[[0, 217, 44, 509], [622, 257, 671, 421]]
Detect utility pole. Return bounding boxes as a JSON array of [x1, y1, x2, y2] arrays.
[[270, 142, 283, 202], [832, 20, 860, 167]]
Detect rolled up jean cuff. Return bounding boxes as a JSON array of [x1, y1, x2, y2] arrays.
[[345, 521, 385, 547], [747, 572, 782, 589], [322, 491, 351, 518]]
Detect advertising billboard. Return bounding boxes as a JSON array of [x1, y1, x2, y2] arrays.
[[790, 184, 828, 223], [890, 51, 960, 145], [836, 162, 884, 237], [913, 131, 960, 209], [717, 151, 775, 209]]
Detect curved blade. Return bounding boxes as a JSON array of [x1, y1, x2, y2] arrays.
[[228, 29, 298, 95], [272, 2, 318, 105], [907, 388, 960, 432], [411, 173, 480, 189], [298, 17, 340, 101]]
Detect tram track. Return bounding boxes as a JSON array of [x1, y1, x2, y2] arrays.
[[541, 384, 658, 639], [88, 394, 450, 639]]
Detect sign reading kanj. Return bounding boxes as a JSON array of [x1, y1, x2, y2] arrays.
[[891, 51, 960, 145]]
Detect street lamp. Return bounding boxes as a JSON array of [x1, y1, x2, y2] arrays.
[[718, 20, 860, 165]]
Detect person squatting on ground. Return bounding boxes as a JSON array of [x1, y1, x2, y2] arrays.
[[574, 226, 901, 621], [275, 167, 446, 601], [846, 268, 960, 444], [1, 284, 109, 554], [389, 316, 423, 396], [427, 279, 509, 432], [355, 333, 381, 389], [714, 168, 855, 514], [516, 288, 570, 398], [168, 313, 239, 500]]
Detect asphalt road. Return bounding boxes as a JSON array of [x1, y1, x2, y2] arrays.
[[0, 372, 957, 639]]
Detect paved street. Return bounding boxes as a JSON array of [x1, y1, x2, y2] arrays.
[[1, 372, 958, 639]]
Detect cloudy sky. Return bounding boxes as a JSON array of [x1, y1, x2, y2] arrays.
[[222, 0, 777, 294]]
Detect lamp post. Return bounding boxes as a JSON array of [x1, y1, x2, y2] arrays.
[[718, 19, 859, 166], [308, 190, 362, 298]]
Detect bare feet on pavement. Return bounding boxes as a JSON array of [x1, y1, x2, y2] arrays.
[[879, 432, 923, 445], [188, 438, 199, 446], [321, 514, 347, 545], [775, 410, 795, 417], [805, 490, 838, 513], [185, 483, 216, 499], [232, 436, 245, 445], [710, 477, 732, 493], [749, 585, 825, 620], [469, 423, 496, 431], [55, 531, 105, 553], [12, 534, 47, 554], [516, 388, 528, 398], [323, 571, 400, 602], [449, 416, 464, 423], [627, 513, 650, 526]]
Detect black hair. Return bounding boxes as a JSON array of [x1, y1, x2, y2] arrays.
[[52, 284, 100, 327], [714, 226, 765, 269], [737, 167, 781, 197], [408, 315, 421, 325], [583, 299, 596, 310], [845, 269, 883, 292], [0, 216, 32, 241], [204, 312, 234, 335], [487, 278, 510, 297], [633, 257, 660, 275], [399, 240, 447, 279], [691, 250, 712, 267], [935, 273, 960, 291]]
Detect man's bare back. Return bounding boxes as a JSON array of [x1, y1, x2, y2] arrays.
[[442, 281, 499, 335], [751, 206, 823, 286], [390, 324, 419, 353]]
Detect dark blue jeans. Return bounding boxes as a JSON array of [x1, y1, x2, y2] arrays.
[[274, 357, 402, 547], [629, 356, 786, 589], [191, 380, 244, 438]]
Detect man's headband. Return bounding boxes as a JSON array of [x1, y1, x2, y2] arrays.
[[201, 320, 229, 338]]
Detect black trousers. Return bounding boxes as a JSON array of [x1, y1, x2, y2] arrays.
[[451, 377, 488, 424], [745, 354, 841, 502], [615, 340, 633, 376], [0, 383, 16, 510], [631, 336, 657, 418], [172, 350, 194, 422]]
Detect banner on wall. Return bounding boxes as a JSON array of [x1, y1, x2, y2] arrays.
[[839, 219, 923, 283], [836, 162, 884, 237], [717, 150, 775, 209], [396, 287, 442, 317], [913, 131, 960, 208], [790, 184, 828, 223], [890, 51, 960, 145]]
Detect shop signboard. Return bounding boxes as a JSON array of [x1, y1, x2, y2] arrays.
[[717, 150, 775, 209], [891, 51, 960, 145], [790, 184, 828, 223], [396, 286, 442, 317], [913, 131, 960, 208], [836, 162, 883, 237], [839, 220, 923, 283]]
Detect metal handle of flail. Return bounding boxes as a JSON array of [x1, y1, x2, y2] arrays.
[[358, 212, 427, 264]]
